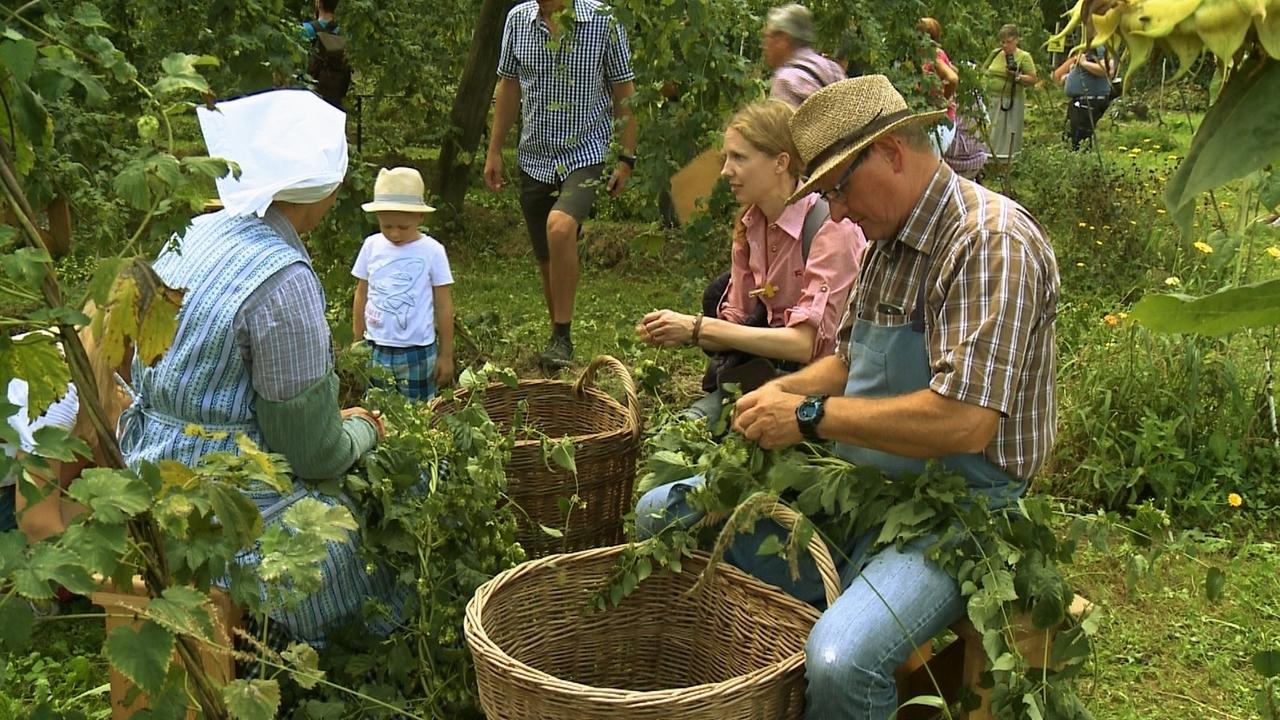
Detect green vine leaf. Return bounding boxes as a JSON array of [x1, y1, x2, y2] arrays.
[[0, 38, 38, 84], [105, 620, 174, 695], [222, 678, 281, 720], [0, 597, 35, 653], [66, 468, 154, 525], [152, 53, 218, 97], [12, 543, 97, 598], [281, 643, 324, 690], [1205, 566, 1227, 602], [31, 426, 91, 463], [281, 499, 357, 544], [1254, 649, 1280, 679], [146, 586, 216, 643]]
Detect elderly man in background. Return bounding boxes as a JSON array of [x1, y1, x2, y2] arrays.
[[763, 3, 844, 107]]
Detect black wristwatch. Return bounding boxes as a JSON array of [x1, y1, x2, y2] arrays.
[[618, 153, 637, 169], [795, 395, 828, 442]]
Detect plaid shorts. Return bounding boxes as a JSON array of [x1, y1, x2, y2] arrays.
[[369, 342, 438, 401]]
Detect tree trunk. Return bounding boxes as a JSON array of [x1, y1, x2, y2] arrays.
[[436, 0, 508, 221]]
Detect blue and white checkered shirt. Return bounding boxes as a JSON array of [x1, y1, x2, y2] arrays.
[[497, 0, 635, 184]]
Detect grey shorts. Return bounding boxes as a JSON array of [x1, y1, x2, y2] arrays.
[[518, 164, 604, 262]]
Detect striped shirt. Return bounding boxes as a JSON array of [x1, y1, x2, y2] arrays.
[[497, 0, 635, 184], [769, 47, 845, 108], [836, 163, 1058, 479], [232, 208, 332, 402]]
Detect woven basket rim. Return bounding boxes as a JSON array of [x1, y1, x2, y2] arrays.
[[464, 544, 820, 705], [437, 379, 637, 448]]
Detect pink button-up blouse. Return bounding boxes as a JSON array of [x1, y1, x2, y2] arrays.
[[718, 193, 868, 361]]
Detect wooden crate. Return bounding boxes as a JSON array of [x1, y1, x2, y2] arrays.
[[91, 578, 241, 720]]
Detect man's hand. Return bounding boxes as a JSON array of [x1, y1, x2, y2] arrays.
[[606, 161, 632, 196], [483, 151, 504, 191], [732, 383, 806, 449]]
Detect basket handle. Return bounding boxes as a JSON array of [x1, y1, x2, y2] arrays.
[[702, 494, 841, 608], [767, 502, 841, 608], [573, 355, 641, 439]]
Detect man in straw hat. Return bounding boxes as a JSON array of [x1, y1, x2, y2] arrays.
[[763, 3, 844, 108], [484, 0, 638, 370], [118, 89, 411, 647], [732, 75, 1059, 717]]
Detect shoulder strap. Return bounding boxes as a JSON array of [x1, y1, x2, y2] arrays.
[[786, 60, 827, 87], [800, 197, 830, 264]]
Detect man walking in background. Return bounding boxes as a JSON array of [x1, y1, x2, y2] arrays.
[[763, 4, 844, 107], [484, 0, 638, 370]]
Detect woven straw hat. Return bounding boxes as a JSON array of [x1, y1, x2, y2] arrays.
[[361, 167, 436, 213], [788, 75, 948, 203]]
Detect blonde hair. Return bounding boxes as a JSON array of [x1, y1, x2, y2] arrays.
[[998, 24, 1020, 41], [917, 17, 941, 42], [724, 101, 801, 181]]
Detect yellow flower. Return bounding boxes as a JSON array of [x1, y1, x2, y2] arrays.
[[1228, 492, 1243, 507], [1156, 208, 1167, 214], [1267, 246, 1280, 259], [1194, 241, 1213, 254], [1075, 262, 1085, 267], [1078, 221, 1088, 228], [1167, 154, 1179, 161], [1165, 276, 1181, 287], [1117, 145, 1129, 151], [1103, 314, 1119, 327], [1118, 312, 1129, 320], [1142, 138, 1152, 143], [1095, 240, 1103, 246], [1089, 225, 1096, 231], [1219, 201, 1231, 209]]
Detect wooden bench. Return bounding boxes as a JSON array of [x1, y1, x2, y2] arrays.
[[90, 577, 242, 720], [897, 594, 1095, 720]]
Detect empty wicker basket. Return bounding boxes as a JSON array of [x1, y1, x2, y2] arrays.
[[465, 505, 841, 720], [435, 355, 641, 559]]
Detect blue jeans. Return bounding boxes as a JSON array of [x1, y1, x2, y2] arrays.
[[636, 477, 964, 720]]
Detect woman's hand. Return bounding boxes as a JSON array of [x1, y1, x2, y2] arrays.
[[636, 309, 697, 348], [342, 406, 386, 440]]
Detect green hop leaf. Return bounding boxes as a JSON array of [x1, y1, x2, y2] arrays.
[[222, 678, 281, 720], [146, 586, 216, 643], [105, 620, 174, 695], [281, 643, 324, 689], [1205, 566, 1227, 603], [66, 468, 153, 524], [0, 597, 35, 652], [281, 498, 357, 544]]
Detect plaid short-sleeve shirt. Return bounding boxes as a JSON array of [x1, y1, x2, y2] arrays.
[[836, 164, 1059, 479], [497, 0, 635, 184]]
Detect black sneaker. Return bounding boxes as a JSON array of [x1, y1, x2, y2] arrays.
[[538, 335, 573, 370]]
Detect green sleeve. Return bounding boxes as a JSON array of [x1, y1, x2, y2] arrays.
[[255, 373, 378, 480]]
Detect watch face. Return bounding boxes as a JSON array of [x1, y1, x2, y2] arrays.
[[798, 400, 818, 422]]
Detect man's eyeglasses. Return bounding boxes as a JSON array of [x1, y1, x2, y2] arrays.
[[819, 148, 868, 203]]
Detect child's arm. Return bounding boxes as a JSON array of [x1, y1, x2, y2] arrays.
[[352, 279, 369, 345], [433, 284, 455, 387]]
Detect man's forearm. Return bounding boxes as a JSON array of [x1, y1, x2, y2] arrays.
[[488, 79, 520, 155], [612, 81, 637, 154], [820, 389, 1000, 458], [771, 354, 848, 396]]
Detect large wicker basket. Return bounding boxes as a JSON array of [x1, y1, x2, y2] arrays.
[[465, 504, 841, 719], [436, 355, 641, 559]]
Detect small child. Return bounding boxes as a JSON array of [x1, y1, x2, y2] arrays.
[[352, 167, 455, 401]]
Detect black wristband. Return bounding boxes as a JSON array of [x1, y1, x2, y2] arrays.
[[619, 154, 637, 169]]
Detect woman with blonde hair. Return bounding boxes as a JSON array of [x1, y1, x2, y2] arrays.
[[637, 100, 866, 424]]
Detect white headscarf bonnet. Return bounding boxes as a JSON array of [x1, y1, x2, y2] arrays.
[[197, 89, 348, 217]]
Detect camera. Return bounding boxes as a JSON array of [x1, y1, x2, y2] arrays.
[[1004, 52, 1019, 75]]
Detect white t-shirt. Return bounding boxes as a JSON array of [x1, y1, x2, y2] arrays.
[[3, 379, 79, 487], [351, 232, 454, 348]]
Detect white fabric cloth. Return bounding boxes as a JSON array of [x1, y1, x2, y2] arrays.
[[3, 379, 79, 487], [352, 233, 454, 348], [197, 89, 348, 218]]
